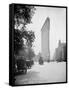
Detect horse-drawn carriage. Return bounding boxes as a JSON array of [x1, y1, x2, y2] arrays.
[[39, 56, 44, 65]]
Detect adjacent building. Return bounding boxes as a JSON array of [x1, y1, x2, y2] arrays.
[[53, 40, 66, 61]]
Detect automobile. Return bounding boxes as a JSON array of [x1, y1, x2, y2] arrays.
[[26, 60, 32, 69], [16, 56, 27, 74]]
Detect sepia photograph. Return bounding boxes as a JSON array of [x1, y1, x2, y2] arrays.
[[9, 4, 67, 86]]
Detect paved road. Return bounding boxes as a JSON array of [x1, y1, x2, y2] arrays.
[[15, 62, 66, 85]]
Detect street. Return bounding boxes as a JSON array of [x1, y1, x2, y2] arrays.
[[15, 62, 66, 85]]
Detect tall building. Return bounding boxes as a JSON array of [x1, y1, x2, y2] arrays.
[[41, 17, 50, 61]]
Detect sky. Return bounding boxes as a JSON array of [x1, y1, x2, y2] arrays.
[[27, 6, 66, 59]]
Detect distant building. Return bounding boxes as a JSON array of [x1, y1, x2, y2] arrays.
[[41, 17, 50, 61], [53, 40, 66, 61]]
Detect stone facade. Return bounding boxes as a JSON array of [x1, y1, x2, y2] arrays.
[[41, 17, 50, 61]]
